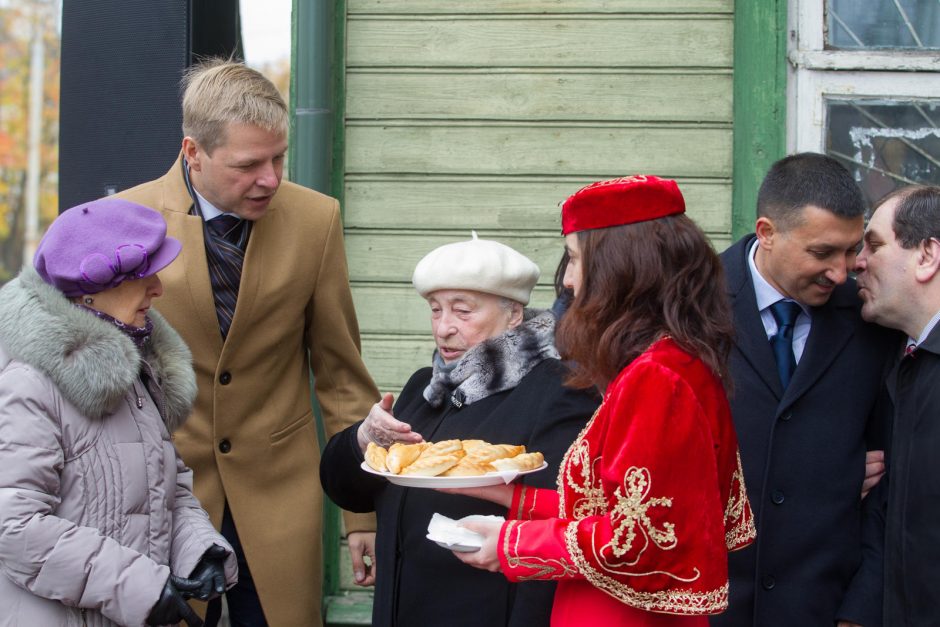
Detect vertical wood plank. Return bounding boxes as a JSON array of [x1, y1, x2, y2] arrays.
[[731, 0, 788, 239]]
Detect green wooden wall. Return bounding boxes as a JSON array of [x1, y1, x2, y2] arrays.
[[341, 0, 736, 393]]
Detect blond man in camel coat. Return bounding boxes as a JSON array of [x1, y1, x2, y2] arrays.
[[118, 59, 379, 626]]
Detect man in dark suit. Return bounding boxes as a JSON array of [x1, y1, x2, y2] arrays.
[[855, 185, 940, 627], [713, 153, 898, 627]]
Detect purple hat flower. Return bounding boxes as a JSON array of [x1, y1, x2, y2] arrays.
[[33, 198, 182, 296]]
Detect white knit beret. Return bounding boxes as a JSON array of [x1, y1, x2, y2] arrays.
[[412, 231, 541, 305]]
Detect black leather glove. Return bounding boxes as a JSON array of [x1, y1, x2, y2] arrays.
[[146, 575, 204, 627], [186, 544, 229, 601]]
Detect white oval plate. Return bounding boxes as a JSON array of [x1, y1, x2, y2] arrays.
[[359, 461, 547, 488]]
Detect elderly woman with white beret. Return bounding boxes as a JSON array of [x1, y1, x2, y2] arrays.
[[320, 233, 598, 627], [0, 198, 237, 627]]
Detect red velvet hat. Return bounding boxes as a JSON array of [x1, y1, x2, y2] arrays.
[[561, 175, 686, 235]]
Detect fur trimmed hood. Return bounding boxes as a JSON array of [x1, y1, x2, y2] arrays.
[[423, 308, 559, 408], [0, 267, 196, 430]]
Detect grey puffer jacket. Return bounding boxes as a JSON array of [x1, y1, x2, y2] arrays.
[[0, 268, 237, 627]]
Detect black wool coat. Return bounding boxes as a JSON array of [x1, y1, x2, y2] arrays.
[[882, 324, 940, 627], [712, 236, 900, 627], [320, 358, 598, 627]]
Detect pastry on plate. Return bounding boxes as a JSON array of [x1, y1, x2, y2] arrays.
[[489, 452, 545, 472], [466, 443, 526, 464], [460, 439, 489, 453], [401, 454, 462, 476], [419, 439, 464, 459], [441, 458, 492, 477], [365, 442, 389, 472], [387, 442, 428, 474]]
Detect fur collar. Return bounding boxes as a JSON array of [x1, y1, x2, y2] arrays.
[[423, 309, 559, 408], [0, 267, 196, 429]]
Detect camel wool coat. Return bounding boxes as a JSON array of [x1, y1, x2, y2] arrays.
[[118, 157, 379, 626]]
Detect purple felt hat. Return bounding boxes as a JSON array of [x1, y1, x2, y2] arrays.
[[33, 198, 182, 297]]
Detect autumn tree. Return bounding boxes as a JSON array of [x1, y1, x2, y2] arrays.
[[0, 0, 60, 283]]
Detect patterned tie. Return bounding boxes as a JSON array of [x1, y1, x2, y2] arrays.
[[207, 214, 242, 244], [769, 300, 802, 389], [205, 214, 249, 339]]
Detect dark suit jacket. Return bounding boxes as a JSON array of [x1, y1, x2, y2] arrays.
[[883, 324, 940, 626], [712, 235, 899, 627]]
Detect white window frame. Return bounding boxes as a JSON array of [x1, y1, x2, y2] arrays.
[[787, 0, 940, 154]]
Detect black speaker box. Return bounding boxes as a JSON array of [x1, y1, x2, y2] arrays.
[[59, 0, 240, 210]]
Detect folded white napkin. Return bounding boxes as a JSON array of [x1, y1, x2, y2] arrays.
[[426, 513, 505, 550]]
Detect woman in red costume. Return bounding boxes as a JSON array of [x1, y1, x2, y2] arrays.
[[450, 175, 756, 625]]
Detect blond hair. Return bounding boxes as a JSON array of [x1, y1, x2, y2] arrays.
[[181, 58, 289, 153]]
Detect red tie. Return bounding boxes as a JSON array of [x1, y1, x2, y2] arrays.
[[905, 343, 917, 358]]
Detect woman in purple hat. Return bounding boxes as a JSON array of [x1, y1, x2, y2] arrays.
[[0, 198, 237, 627]]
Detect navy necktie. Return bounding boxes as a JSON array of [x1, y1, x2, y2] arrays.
[[208, 214, 242, 244], [206, 214, 248, 339], [769, 300, 802, 389]]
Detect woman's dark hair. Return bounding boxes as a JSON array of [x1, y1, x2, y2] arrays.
[[556, 214, 734, 391], [553, 249, 570, 298], [551, 249, 574, 320]]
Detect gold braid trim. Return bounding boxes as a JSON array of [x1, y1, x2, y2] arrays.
[[558, 404, 603, 517], [723, 451, 757, 550], [501, 521, 578, 581], [515, 485, 528, 520], [513, 485, 542, 520], [564, 521, 728, 615]]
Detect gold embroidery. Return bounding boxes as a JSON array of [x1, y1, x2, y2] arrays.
[[567, 440, 608, 520], [501, 520, 578, 581], [565, 521, 727, 614], [724, 451, 756, 549], [558, 405, 607, 520], [513, 485, 542, 520], [607, 467, 677, 558], [515, 485, 527, 520]]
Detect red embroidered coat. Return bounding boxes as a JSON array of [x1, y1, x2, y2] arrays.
[[498, 339, 755, 624]]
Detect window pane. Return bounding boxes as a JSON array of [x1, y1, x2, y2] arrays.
[[826, 99, 940, 208], [827, 0, 940, 49]]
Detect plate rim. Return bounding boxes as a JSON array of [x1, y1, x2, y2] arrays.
[[359, 460, 547, 488]]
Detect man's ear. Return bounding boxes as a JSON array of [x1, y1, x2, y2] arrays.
[[915, 237, 940, 283], [755, 217, 777, 250], [182, 137, 201, 171]]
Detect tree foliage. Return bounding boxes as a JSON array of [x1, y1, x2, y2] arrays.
[[0, 0, 60, 282]]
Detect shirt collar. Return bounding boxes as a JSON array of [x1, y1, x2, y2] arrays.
[[913, 308, 940, 347], [747, 239, 809, 315], [193, 189, 232, 222]]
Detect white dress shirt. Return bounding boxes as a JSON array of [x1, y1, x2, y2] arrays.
[[194, 189, 233, 222], [911, 309, 940, 351], [747, 240, 811, 364]]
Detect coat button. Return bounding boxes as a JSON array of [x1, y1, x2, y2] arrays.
[[219, 372, 232, 385], [771, 490, 785, 505], [219, 439, 232, 454], [762, 575, 776, 590], [780, 412, 792, 421]]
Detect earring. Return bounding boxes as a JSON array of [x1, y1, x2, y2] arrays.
[[83, 296, 94, 305]]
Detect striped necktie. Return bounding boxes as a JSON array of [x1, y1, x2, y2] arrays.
[[206, 214, 248, 339]]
